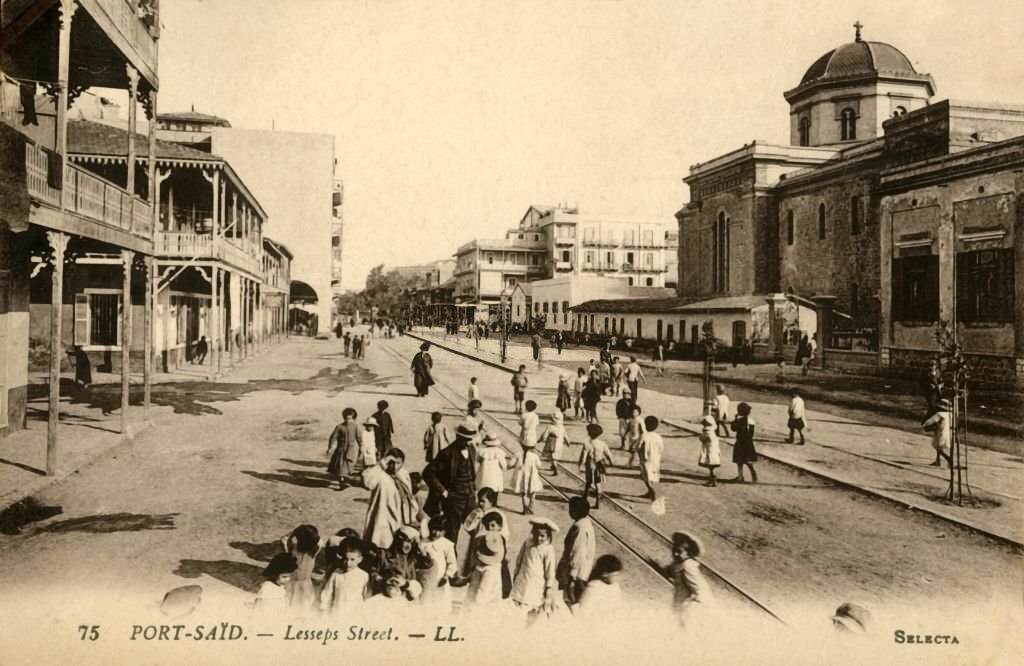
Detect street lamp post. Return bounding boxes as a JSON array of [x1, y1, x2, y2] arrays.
[[499, 289, 510, 364]]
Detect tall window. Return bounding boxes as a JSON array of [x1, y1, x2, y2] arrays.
[[840, 108, 856, 141], [561, 250, 571, 262], [605, 251, 615, 267], [584, 251, 594, 266], [850, 196, 862, 235], [786, 210, 795, 245], [892, 255, 939, 322], [626, 251, 635, 265], [563, 301, 570, 325], [956, 249, 1014, 323], [644, 253, 653, 268], [74, 292, 121, 346], [713, 212, 730, 292], [799, 116, 811, 146], [645, 278, 653, 286], [817, 203, 827, 240]]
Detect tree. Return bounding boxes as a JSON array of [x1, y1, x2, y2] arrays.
[[336, 265, 429, 319]]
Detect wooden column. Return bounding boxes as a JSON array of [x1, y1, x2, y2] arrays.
[[212, 266, 220, 379], [55, 0, 77, 209], [125, 65, 138, 204], [242, 278, 249, 359], [144, 256, 153, 418], [46, 231, 68, 476], [121, 250, 134, 435], [144, 90, 157, 417]]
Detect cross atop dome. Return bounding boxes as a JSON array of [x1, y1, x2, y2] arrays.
[[853, 20, 864, 42]]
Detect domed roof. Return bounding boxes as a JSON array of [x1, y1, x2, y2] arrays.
[[801, 40, 918, 85]]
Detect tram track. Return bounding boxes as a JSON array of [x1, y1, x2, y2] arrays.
[[380, 338, 789, 627]]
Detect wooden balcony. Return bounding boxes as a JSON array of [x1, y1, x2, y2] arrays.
[[25, 141, 153, 242], [155, 230, 260, 276]]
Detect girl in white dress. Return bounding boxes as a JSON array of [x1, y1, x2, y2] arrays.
[[511, 518, 559, 618], [465, 512, 507, 609], [418, 515, 458, 613], [254, 553, 296, 614], [540, 410, 570, 475], [698, 414, 721, 487], [513, 439, 544, 515], [477, 433, 510, 496]]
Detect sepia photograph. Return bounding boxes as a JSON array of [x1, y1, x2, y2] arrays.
[[0, 0, 1022, 664]]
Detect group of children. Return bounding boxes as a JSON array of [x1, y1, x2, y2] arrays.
[[256, 501, 711, 628]]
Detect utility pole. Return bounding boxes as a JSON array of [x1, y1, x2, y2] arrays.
[[701, 320, 717, 416]]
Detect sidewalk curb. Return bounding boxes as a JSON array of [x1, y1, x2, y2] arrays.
[[410, 330, 1023, 549], [0, 419, 154, 517]]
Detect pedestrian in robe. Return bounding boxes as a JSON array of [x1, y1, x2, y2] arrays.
[[71, 345, 92, 389], [423, 425, 479, 541], [343, 332, 351, 357], [373, 400, 395, 460], [411, 342, 434, 397], [326, 407, 362, 490], [362, 448, 419, 551]]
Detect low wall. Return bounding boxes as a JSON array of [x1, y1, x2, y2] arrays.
[[886, 347, 1021, 386], [822, 348, 879, 373]]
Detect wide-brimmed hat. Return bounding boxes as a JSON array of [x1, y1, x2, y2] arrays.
[[363, 417, 379, 428], [395, 525, 420, 543], [936, 398, 952, 411], [482, 433, 501, 447], [831, 602, 871, 633], [671, 530, 703, 557], [528, 516, 560, 533], [456, 423, 478, 438], [475, 532, 504, 565]]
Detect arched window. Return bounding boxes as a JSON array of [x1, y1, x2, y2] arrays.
[[798, 116, 811, 146], [892, 106, 907, 118], [817, 204, 827, 240], [850, 195, 861, 235], [840, 108, 856, 141]]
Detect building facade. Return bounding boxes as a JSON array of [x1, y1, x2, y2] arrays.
[[1, 0, 161, 454], [677, 27, 1024, 381]]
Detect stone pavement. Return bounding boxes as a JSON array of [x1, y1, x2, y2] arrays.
[[410, 327, 1024, 545]]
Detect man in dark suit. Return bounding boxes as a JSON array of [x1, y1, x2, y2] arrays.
[[423, 424, 478, 541]]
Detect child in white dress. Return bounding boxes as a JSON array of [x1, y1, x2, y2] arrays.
[[319, 540, 369, 614], [254, 553, 296, 614], [455, 488, 509, 579], [511, 518, 559, 618], [465, 513, 507, 609], [540, 410, 570, 475], [698, 414, 721, 487], [513, 439, 544, 515], [477, 433, 510, 497], [638, 415, 665, 501], [713, 384, 732, 438], [418, 515, 457, 613]]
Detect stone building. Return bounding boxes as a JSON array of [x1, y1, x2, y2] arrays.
[[677, 25, 1024, 381]]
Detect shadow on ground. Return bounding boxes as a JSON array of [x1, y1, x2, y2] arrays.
[[229, 540, 284, 563], [26, 366, 384, 418], [174, 559, 263, 592], [32, 512, 179, 534]]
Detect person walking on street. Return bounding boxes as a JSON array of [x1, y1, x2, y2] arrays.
[[555, 331, 564, 355], [582, 370, 603, 424], [327, 407, 362, 490], [638, 415, 665, 501], [531, 332, 542, 362], [615, 389, 633, 449], [712, 384, 731, 438], [698, 415, 721, 487], [423, 425, 479, 541], [624, 356, 646, 403], [411, 342, 434, 397], [922, 398, 953, 468], [555, 373, 572, 413], [786, 389, 806, 445], [511, 364, 529, 414], [611, 356, 623, 396], [556, 497, 595, 608], [343, 332, 351, 357], [653, 342, 665, 376], [573, 368, 586, 420], [731, 402, 758, 483], [373, 400, 395, 461]]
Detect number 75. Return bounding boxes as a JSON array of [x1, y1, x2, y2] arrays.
[[78, 625, 100, 641]]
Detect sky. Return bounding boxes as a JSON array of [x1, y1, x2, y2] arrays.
[[153, 0, 1024, 290]]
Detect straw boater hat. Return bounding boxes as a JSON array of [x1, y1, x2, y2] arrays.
[[671, 530, 703, 557], [831, 602, 871, 633], [528, 516, 560, 533], [475, 532, 504, 565], [482, 433, 501, 447], [363, 416, 379, 428]]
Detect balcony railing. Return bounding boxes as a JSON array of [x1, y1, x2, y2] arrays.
[[155, 231, 260, 273], [26, 143, 152, 239]]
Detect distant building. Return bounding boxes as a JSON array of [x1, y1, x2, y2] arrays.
[[156, 114, 337, 334], [332, 180, 343, 296]]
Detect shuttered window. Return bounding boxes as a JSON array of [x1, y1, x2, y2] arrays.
[[956, 250, 1014, 323], [892, 255, 939, 322]]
